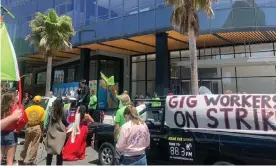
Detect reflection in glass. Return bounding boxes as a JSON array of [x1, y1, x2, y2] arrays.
[[54, 70, 64, 84], [139, 0, 155, 12], [110, 0, 123, 19], [237, 77, 276, 94], [124, 0, 138, 15], [132, 62, 146, 81], [132, 81, 146, 97], [258, 8, 276, 26], [98, 0, 109, 21], [85, 0, 96, 25], [212, 0, 232, 9], [222, 78, 237, 93], [147, 61, 156, 80], [233, 8, 256, 27], [73, 0, 85, 27], [147, 81, 156, 97], [236, 65, 276, 77]]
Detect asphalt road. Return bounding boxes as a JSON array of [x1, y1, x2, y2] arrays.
[[15, 138, 99, 165]]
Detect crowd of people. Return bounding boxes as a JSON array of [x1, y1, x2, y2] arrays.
[[0, 79, 153, 165]]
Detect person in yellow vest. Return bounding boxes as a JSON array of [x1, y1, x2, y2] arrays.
[[19, 96, 45, 165], [152, 92, 161, 107]]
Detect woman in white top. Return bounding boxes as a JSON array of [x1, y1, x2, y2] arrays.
[[116, 105, 150, 165]]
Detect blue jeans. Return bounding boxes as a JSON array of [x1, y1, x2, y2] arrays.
[[121, 154, 147, 165], [0, 131, 18, 147]]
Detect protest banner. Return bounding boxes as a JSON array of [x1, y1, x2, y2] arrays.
[[165, 94, 276, 134]]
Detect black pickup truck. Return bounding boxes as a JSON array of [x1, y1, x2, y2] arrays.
[[90, 102, 276, 165]]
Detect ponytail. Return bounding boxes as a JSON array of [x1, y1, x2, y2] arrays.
[[124, 105, 144, 125]]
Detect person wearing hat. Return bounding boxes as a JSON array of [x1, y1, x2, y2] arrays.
[[78, 79, 90, 112], [19, 96, 45, 165]]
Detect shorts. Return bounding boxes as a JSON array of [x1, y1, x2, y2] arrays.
[[0, 131, 18, 146]]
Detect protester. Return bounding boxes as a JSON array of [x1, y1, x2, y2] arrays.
[[44, 91, 57, 129], [0, 93, 20, 165], [152, 92, 161, 107], [114, 93, 131, 164], [115, 90, 128, 108], [46, 97, 69, 165], [88, 90, 97, 117], [78, 79, 90, 111], [63, 106, 94, 161], [22, 92, 30, 109], [116, 106, 150, 165], [19, 96, 45, 165]]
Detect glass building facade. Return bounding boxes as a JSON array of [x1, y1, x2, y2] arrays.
[[3, 0, 276, 97]]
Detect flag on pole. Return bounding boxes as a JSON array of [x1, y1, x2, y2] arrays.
[[0, 18, 20, 81], [100, 72, 115, 86]]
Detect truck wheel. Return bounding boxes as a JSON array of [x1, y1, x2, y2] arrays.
[[99, 143, 115, 165], [213, 161, 234, 165]]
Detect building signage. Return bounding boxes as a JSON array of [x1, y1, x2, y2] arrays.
[[52, 82, 79, 97]]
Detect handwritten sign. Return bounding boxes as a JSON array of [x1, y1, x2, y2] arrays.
[[165, 95, 276, 134]]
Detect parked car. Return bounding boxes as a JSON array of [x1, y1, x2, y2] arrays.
[[90, 100, 276, 165]]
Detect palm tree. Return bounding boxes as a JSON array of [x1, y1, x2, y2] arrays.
[[166, 0, 217, 95], [26, 9, 75, 96]]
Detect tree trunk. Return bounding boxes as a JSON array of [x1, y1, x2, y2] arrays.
[[45, 56, 52, 97], [188, 28, 199, 95]]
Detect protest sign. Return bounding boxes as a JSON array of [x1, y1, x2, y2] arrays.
[[165, 94, 276, 134]]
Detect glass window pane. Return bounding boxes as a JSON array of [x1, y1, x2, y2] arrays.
[[212, 0, 231, 9], [86, 0, 97, 25], [235, 45, 250, 53], [222, 67, 235, 77], [132, 81, 146, 98], [90, 60, 97, 80], [147, 61, 156, 80], [156, 0, 165, 8], [170, 51, 180, 58], [132, 62, 145, 81], [199, 68, 220, 78], [181, 50, 192, 58], [237, 77, 276, 94], [211, 9, 232, 29], [232, 0, 255, 8], [37, 71, 46, 85], [124, 0, 138, 15], [170, 59, 180, 79], [55, 3, 66, 15], [74, 0, 85, 27], [98, 0, 109, 21], [220, 46, 234, 55], [54, 70, 64, 84], [255, 0, 276, 7], [147, 81, 155, 97], [233, 8, 255, 27], [250, 43, 273, 52], [147, 54, 156, 61], [236, 65, 276, 77], [139, 0, 155, 12], [110, 0, 123, 19], [251, 51, 274, 57], [222, 78, 237, 93], [68, 68, 75, 82], [132, 55, 146, 62], [66, 0, 74, 18], [181, 67, 190, 79]]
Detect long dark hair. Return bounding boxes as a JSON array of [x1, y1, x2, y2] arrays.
[[79, 105, 86, 120], [51, 97, 64, 123]]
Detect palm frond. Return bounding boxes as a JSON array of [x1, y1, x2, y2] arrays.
[[25, 8, 75, 57]]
